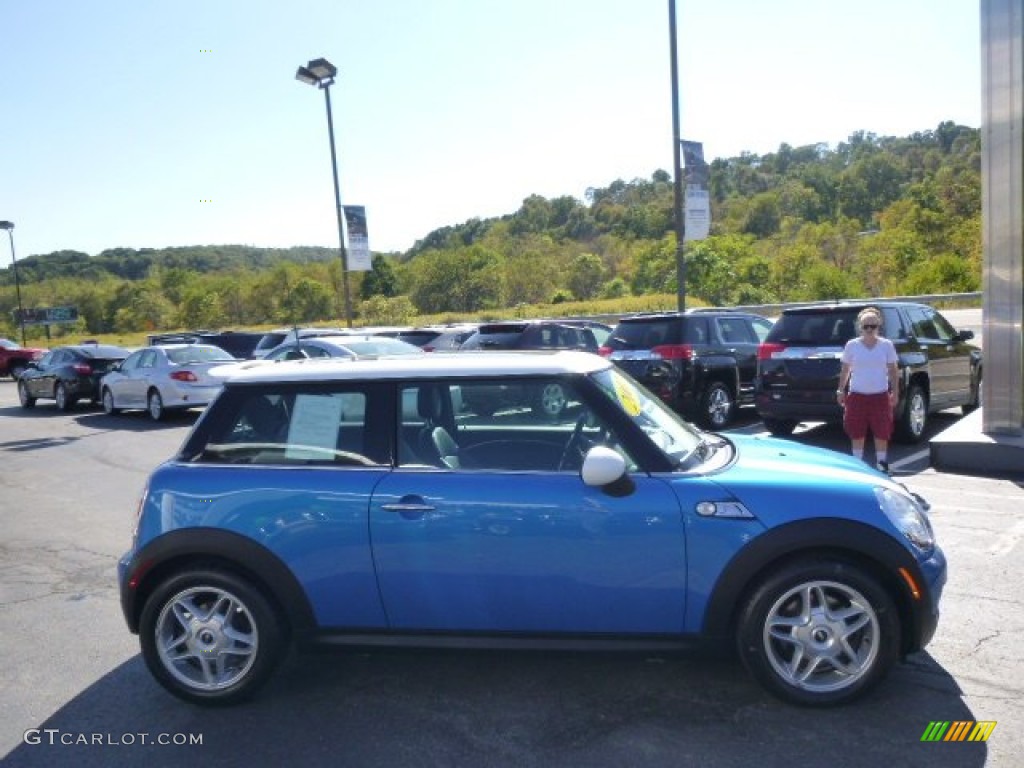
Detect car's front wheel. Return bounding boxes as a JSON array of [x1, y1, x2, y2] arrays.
[[963, 369, 982, 415], [699, 382, 734, 430], [147, 389, 165, 421], [737, 559, 900, 707], [139, 569, 286, 706], [18, 380, 36, 408]]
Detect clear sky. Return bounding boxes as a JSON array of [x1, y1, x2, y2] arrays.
[[0, 0, 980, 263]]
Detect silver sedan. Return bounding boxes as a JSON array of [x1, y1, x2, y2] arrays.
[[99, 344, 237, 420]]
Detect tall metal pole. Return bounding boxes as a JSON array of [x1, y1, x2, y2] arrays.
[[1, 223, 26, 345], [668, 0, 686, 312], [322, 84, 353, 328]]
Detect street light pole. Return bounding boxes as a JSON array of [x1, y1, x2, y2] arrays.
[[296, 57, 353, 328], [668, 0, 686, 312], [0, 221, 26, 345]]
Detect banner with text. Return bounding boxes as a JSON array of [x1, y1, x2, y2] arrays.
[[342, 205, 372, 271], [681, 140, 711, 241]]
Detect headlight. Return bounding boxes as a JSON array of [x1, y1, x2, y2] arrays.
[[874, 486, 935, 552]]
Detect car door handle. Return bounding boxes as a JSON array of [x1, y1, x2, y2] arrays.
[[381, 502, 436, 512]]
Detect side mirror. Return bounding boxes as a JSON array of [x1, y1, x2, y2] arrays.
[[957, 329, 974, 341], [581, 446, 634, 496]]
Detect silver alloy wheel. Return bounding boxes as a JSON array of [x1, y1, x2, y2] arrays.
[[537, 383, 567, 417], [705, 386, 732, 428], [907, 390, 927, 437], [148, 391, 163, 421], [154, 585, 259, 693], [55, 383, 67, 410], [762, 579, 880, 694], [102, 388, 116, 414]]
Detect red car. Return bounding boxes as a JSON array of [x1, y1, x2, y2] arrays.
[[0, 337, 48, 379]]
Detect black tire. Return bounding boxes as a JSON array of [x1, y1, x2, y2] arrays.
[[894, 383, 927, 444], [102, 388, 120, 415], [139, 568, 287, 706], [699, 382, 735, 430], [148, 389, 165, 421], [18, 380, 36, 408], [55, 383, 76, 412], [763, 417, 797, 437], [962, 369, 982, 415], [736, 559, 900, 707]]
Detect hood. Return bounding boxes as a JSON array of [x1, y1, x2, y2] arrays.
[[703, 433, 901, 528]]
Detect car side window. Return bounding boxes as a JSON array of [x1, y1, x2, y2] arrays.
[[197, 387, 381, 467], [750, 317, 773, 342], [927, 309, 955, 342], [717, 318, 754, 344], [398, 379, 634, 472], [138, 350, 157, 369], [907, 307, 940, 341], [121, 351, 142, 372]]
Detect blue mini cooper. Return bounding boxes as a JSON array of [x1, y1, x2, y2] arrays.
[[118, 351, 945, 707]]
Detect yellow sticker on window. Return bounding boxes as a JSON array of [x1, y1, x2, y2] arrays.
[[611, 371, 643, 416]]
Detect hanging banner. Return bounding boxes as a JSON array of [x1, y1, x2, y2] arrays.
[[342, 205, 372, 271], [681, 140, 711, 241]]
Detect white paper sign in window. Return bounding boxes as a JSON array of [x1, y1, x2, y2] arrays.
[[285, 394, 345, 459]]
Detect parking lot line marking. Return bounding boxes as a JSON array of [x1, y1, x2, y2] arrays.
[[889, 448, 930, 470]]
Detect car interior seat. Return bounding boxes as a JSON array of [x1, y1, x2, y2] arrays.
[[417, 385, 460, 468]]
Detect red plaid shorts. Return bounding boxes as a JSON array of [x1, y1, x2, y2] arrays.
[[843, 392, 893, 440]]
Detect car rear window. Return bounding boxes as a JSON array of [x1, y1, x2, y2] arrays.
[[605, 318, 705, 350], [766, 311, 861, 345]]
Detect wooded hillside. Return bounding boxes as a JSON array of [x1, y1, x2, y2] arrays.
[[0, 121, 980, 339]]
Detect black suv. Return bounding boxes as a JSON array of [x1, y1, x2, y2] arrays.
[[600, 310, 774, 429], [755, 301, 982, 443]]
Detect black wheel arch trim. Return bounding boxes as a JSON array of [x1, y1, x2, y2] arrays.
[[120, 528, 316, 635], [702, 518, 936, 655]]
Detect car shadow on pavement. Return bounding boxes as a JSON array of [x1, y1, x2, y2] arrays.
[[3, 649, 986, 768]]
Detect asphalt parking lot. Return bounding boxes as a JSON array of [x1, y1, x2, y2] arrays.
[[0, 378, 1021, 768]]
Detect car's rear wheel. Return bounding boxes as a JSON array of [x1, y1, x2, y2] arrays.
[[139, 568, 286, 706], [737, 560, 900, 706], [18, 380, 36, 408], [895, 384, 927, 443], [102, 388, 119, 415], [699, 382, 734, 430], [55, 383, 75, 412], [148, 389, 165, 421], [763, 417, 797, 436]]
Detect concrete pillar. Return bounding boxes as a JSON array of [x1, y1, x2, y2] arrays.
[[982, 0, 1024, 434]]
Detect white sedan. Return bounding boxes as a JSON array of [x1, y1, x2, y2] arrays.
[[100, 344, 237, 420]]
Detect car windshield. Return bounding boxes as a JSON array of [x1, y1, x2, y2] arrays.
[[0, 338, 21, 350], [589, 367, 702, 464]]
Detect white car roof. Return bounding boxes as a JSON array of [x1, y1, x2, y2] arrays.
[[222, 350, 610, 384]]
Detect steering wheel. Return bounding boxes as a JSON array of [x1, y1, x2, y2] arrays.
[[558, 413, 591, 471]]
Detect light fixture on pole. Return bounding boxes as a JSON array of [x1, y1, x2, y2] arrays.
[[295, 56, 353, 327], [0, 221, 27, 345]]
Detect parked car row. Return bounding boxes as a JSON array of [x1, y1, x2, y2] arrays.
[[10, 302, 981, 440]]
